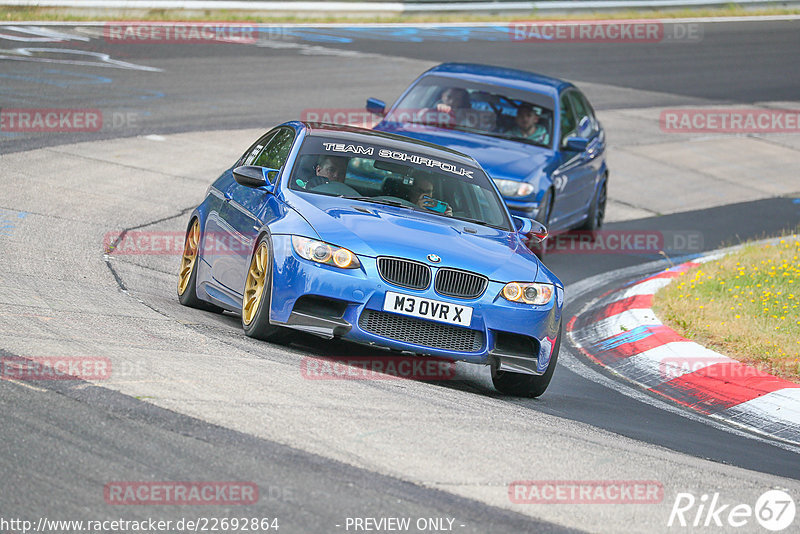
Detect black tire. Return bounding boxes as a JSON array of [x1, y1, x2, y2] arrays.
[[578, 179, 607, 232], [177, 218, 224, 313], [531, 189, 552, 259], [241, 234, 288, 342], [491, 321, 562, 398]]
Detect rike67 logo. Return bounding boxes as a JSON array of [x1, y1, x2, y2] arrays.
[[668, 490, 795, 531]]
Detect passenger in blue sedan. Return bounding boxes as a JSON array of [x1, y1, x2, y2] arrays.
[[507, 103, 550, 146], [303, 155, 349, 190]]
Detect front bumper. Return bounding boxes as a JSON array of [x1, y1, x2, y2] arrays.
[[270, 235, 563, 374]]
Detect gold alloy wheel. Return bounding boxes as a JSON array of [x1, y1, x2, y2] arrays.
[[243, 242, 269, 325], [178, 219, 200, 296]]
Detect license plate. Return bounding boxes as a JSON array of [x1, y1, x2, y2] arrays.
[[383, 291, 473, 327]]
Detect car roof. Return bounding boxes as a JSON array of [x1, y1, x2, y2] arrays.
[[424, 62, 572, 97], [300, 121, 480, 167]]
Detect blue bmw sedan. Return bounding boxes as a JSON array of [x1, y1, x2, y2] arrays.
[[368, 63, 608, 233], [178, 122, 564, 396]]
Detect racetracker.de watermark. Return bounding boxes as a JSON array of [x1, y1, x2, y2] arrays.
[[508, 20, 702, 43], [1, 356, 111, 381], [542, 230, 703, 255], [301, 356, 457, 381], [104, 231, 253, 256], [0, 108, 143, 133], [0, 108, 100, 132], [303, 108, 379, 129], [508, 480, 664, 504], [104, 482, 259, 505], [660, 109, 800, 133], [659, 357, 800, 382], [103, 22, 288, 44], [302, 107, 497, 132]]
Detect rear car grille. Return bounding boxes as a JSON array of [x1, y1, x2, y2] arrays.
[[435, 268, 488, 299], [377, 257, 431, 290], [359, 310, 484, 353]]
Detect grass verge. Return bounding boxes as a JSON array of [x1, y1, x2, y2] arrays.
[[1, 5, 800, 23], [652, 235, 800, 383]]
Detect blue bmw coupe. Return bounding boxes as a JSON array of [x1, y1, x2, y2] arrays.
[[178, 122, 564, 396], [368, 63, 608, 233]]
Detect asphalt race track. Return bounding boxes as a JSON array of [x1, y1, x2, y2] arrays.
[[1, 18, 800, 533]]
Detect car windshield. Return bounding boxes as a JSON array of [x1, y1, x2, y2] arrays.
[[289, 135, 512, 230], [386, 75, 555, 149]]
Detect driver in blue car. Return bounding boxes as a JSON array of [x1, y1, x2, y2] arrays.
[[407, 177, 453, 217], [416, 87, 473, 128], [508, 103, 550, 145], [301, 155, 349, 190]]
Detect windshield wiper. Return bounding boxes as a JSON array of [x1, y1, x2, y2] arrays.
[[452, 215, 507, 231], [344, 196, 413, 209]]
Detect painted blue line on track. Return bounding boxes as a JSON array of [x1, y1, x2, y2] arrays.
[[268, 25, 515, 44], [593, 325, 660, 351], [0, 69, 112, 87], [0, 86, 73, 100]]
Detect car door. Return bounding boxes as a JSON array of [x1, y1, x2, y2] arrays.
[[568, 90, 605, 213], [551, 90, 596, 229], [207, 131, 276, 292], [216, 127, 296, 295]]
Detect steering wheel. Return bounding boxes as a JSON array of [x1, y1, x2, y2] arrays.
[[371, 195, 417, 208]]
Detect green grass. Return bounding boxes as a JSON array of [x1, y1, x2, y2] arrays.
[[653, 236, 800, 382]]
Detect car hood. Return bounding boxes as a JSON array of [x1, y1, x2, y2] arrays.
[[285, 193, 539, 281], [375, 122, 554, 181]]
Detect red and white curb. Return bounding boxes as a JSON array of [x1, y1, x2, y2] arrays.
[[568, 255, 800, 445]]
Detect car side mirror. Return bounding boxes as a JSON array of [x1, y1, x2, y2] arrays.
[[366, 97, 386, 116], [578, 116, 593, 137], [513, 216, 548, 244], [563, 136, 589, 152], [233, 165, 278, 189]]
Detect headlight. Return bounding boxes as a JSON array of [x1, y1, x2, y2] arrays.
[[291, 236, 361, 269], [493, 178, 535, 198], [500, 282, 554, 305]]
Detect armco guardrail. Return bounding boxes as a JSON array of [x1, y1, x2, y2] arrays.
[[0, 0, 793, 14]]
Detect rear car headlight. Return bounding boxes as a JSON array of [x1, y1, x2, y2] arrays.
[[500, 282, 554, 305], [493, 178, 535, 198], [291, 236, 361, 269]]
